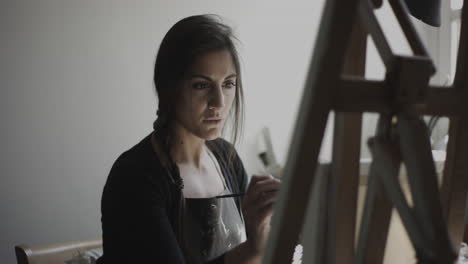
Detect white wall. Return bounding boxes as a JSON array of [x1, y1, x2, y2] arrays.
[[0, 0, 321, 263], [0, 0, 443, 263]]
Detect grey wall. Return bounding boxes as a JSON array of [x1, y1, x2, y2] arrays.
[[0, 0, 442, 263], [0, 0, 321, 263]]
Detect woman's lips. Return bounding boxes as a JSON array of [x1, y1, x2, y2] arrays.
[[204, 119, 222, 124]]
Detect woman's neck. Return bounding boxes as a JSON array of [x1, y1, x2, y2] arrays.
[[168, 123, 207, 168]]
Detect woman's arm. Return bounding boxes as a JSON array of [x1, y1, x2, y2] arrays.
[[223, 143, 280, 263], [224, 175, 281, 264]]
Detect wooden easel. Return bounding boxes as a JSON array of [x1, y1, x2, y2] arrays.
[[263, 0, 468, 263]]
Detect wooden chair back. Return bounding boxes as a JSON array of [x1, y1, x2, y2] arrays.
[[15, 239, 102, 264]]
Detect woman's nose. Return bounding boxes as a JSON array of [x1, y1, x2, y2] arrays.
[[209, 85, 225, 109]]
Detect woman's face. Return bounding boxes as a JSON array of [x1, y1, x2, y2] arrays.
[[174, 49, 237, 141]]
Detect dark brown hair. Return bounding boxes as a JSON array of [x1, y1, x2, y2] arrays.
[[153, 14, 244, 160]]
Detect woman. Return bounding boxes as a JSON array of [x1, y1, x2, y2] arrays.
[[97, 14, 280, 264]]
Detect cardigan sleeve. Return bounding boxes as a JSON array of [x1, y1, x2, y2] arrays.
[[99, 152, 186, 264], [213, 138, 249, 195], [233, 147, 249, 195]]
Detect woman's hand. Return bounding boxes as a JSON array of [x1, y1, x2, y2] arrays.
[[241, 174, 281, 257]]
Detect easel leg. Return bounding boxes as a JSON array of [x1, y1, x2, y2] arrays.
[[326, 18, 366, 264], [355, 117, 395, 264], [441, 117, 468, 246], [398, 115, 456, 262], [263, 0, 361, 263]]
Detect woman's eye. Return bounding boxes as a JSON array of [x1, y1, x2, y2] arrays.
[[193, 82, 210, 90], [223, 81, 236, 89]]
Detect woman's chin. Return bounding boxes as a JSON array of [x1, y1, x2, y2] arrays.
[[201, 129, 222, 141]]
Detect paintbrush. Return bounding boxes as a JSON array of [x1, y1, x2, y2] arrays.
[[215, 189, 278, 199], [215, 193, 245, 198]]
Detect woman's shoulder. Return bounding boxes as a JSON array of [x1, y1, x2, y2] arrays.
[[111, 134, 157, 171], [206, 137, 236, 159], [101, 133, 174, 208], [105, 133, 169, 191], [208, 137, 249, 196], [207, 137, 246, 175]]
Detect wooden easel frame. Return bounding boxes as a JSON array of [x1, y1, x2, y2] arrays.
[[263, 0, 468, 263]]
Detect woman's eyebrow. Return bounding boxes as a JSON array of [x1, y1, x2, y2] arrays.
[[190, 74, 212, 81], [225, 74, 237, 79], [190, 73, 237, 81]]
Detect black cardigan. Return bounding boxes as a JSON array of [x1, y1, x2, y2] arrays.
[[97, 132, 248, 263]]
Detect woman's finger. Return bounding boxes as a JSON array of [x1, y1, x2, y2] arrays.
[[257, 201, 275, 223], [245, 175, 269, 196], [256, 191, 277, 208], [249, 174, 273, 185], [243, 175, 281, 209], [245, 179, 280, 205], [244, 196, 275, 221], [243, 190, 276, 213], [254, 179, 281, 194]]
